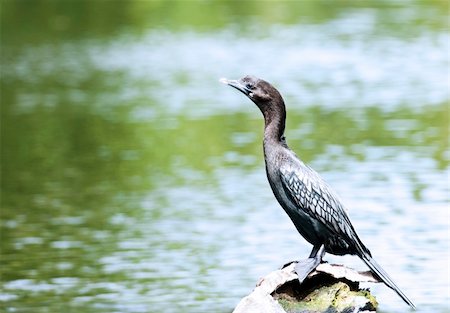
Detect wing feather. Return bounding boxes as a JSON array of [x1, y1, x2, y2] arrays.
[[279, 162, 355, 242]]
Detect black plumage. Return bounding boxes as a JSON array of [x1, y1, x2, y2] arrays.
[[221, 75, 415, 309]]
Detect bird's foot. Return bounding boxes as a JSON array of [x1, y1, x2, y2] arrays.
[[280, 257, 325, 282], [294, 245, 326, 284], [294, 257, 322, 283]]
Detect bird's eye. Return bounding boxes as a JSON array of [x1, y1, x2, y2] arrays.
[[245, 83, 254, 90]]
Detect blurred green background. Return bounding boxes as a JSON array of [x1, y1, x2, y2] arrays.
[[1, 1, 448, 312]]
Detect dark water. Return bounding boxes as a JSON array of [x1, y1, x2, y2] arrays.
[[1, 1, 449, 312]]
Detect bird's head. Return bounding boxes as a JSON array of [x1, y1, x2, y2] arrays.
[[220, 75, 284, 113]]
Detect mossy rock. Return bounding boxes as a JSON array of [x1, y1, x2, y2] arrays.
[[273, 273, 377, 313], [232, 263, 379, 313]]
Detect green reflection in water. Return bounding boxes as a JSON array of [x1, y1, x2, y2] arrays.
[[1, 0, 447, 46]]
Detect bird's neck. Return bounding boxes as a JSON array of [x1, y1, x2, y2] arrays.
[[262, 101, 286, 145]]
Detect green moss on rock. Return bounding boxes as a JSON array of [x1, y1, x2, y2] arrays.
[[275, 280, 377, 313]]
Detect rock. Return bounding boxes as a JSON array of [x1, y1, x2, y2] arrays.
[[232, 263, 379, 313]]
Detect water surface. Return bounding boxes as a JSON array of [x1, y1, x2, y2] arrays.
[[1, 1, 449, 312]]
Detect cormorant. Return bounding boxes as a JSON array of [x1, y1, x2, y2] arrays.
[[220, 75, 415, 309]]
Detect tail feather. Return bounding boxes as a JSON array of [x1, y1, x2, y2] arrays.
[[361, 253, 416, 310]]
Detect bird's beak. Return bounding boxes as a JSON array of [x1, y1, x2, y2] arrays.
[[220, 78, 251, 96]]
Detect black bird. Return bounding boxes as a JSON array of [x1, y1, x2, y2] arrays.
[[221, 75, 415, 309]]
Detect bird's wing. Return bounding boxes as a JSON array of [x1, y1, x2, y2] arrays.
[[280, 162, 412, 307], [279, 161, 356, 242]]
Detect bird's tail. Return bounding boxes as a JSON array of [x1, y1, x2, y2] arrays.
[[360, 252, 416, 310]]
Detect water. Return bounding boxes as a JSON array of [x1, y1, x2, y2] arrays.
[[1, 1, 449, 312]]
